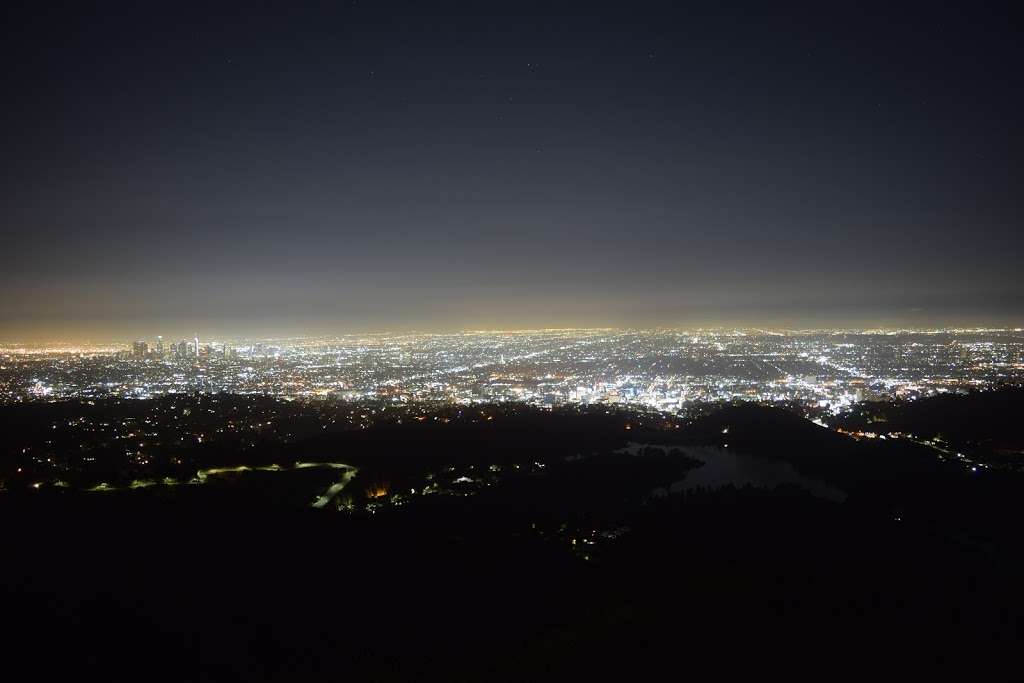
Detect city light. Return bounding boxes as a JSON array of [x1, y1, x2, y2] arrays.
[[2, 328, 1020, 409]]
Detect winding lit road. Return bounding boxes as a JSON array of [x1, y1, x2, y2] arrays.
[[311, 466, 358, 508]]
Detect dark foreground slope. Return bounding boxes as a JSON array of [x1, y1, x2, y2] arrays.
[[836, 387, 1024, 466], [3, 398, 1023, 681]]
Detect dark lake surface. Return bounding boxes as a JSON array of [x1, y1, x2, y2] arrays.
[[623, 443, 847, 502]]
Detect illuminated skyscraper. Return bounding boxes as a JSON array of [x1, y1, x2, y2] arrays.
[[194, 335, 200, 359], [133, 340, 148, 357], [155, 336, 164, 357]]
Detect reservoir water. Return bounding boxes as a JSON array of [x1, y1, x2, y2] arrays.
[[621, 443, 846, 502]]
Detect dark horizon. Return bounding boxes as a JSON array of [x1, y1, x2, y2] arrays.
[[3, 2, 1022, 340]]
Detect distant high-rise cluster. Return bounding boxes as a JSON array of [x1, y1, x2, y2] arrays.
[[128, 334, 236, 362]]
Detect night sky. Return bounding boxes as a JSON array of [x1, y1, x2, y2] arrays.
[[3, 2, 1022, 340]]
